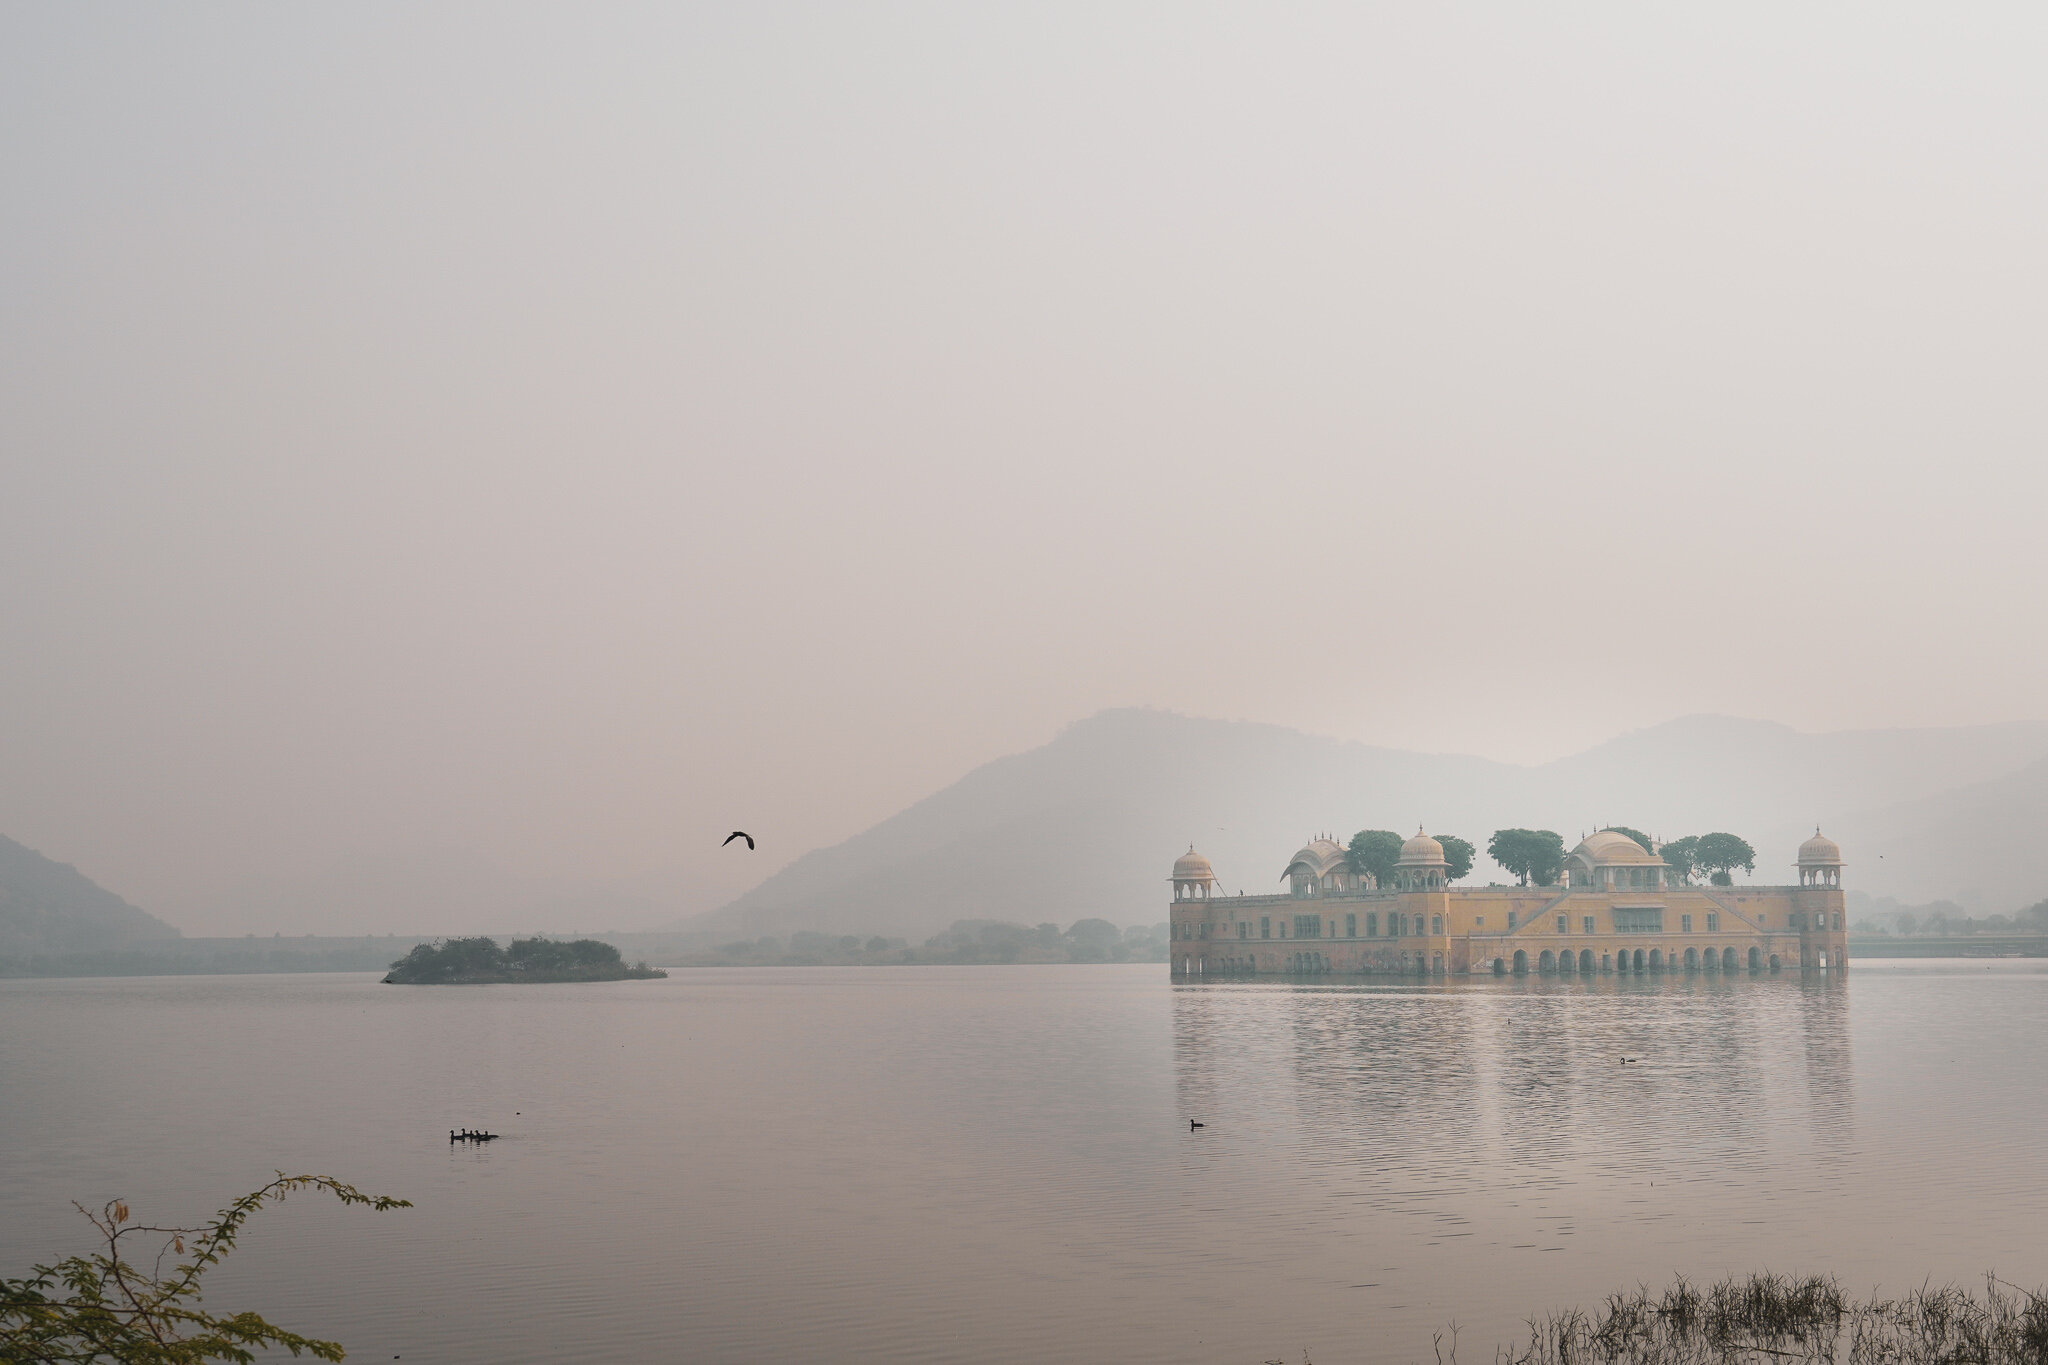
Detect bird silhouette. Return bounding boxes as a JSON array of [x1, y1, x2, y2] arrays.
[[1189, 1120, 1205, 1129], [723, 831, 755, 850], [1620, 1057, 1639, 1064]]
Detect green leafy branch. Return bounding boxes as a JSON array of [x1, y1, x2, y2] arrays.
[[1, 1173, 410, 1364]]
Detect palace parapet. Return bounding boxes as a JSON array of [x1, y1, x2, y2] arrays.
[[1168, 828, 1848, 977]]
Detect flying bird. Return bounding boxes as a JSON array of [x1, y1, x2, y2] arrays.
[[723, 831, 755, 850]]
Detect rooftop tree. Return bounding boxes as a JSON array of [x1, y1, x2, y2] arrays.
[[1660, 835, 1701, 884], [1488, 829, 1566, 887], [1437, 834, 1476, 882], [1346, 829, 1404, 888], [1602, 826, 1655, 854], [1694, 832, 1757, 885]]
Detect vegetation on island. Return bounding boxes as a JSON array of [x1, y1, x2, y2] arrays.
[[1435, 835, 1476, 881], [1481, 1271, 2048, 1365], [1327, 826, 1767, 888], [1487, 829, 1567, 886], [1660, 833, 1757, 885], [1345, 830, 1405, 886], [382, 936, 666, 984], [0, 1173, 409, 1364], [1601, 825, 1655, 854], [1346, 830, 1476, 884], [1659, 835, 1701, 882]]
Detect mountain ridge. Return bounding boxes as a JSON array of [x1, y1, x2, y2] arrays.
[[0, 834, 181, 963], [684, 708, 2048, 940]]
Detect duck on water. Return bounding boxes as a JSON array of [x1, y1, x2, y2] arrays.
[[450, 1129, 499, 1142]]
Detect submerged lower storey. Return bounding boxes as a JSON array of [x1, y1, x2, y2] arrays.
[[1169, 886, 1849, 977]]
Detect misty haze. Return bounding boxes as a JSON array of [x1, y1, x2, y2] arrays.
[[6, 6, 2048, 1364]]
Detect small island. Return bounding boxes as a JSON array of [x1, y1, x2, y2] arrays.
[[382, 936, 667, 985]]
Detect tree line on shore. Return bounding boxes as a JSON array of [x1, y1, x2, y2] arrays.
[[1852, 895, 2048, 938], [1344, 826, 1759, 888], [678, 919, 1170, 967]]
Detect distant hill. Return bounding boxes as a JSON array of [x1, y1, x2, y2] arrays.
[[1833, 754, 2048, 912], [0, 834, 181, 963], [681, 709, 2048, 941]]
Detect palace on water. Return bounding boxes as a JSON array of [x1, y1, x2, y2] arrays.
[[1168, 828, 1849, 976]]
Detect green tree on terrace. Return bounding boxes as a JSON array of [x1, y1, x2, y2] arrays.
[[1437, 835, 1477, 882], [1602, 826, 1655, 854], [1694, 832, 1757, 885], [1346, 829, 1405, 888], [1488, 829, 1567, 887], [1661, 835, 1701, 884], [0, 1174, 409, 1364]]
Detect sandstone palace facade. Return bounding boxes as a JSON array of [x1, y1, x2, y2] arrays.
[[1168, 829, 1848, 977]]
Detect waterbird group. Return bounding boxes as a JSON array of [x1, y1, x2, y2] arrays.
[[450, 1128, 498, 1142]]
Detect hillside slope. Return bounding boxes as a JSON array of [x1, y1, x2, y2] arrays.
[[686, 709, 2048, 940], [1834, 754, 2048, 911], [0, 834, 181, 960]]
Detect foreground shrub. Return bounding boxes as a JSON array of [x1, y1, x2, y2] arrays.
[[1, 1173, 409, 1363]]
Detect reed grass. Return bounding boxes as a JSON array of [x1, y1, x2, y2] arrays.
[[1486, 1272, 2048, 1365]]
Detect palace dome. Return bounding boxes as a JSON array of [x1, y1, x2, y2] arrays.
[[1281, 837, 1348, 880], [1396, 829, 1446, 867], [1572, 829, 1664, 866], [1171, 848, 1216, 880], [1797, 829, 1844, 867]]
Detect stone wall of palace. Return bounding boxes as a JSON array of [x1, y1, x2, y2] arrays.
[[1168, 884, 1849, 976]]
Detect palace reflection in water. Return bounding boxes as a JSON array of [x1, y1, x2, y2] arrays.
[[9, 963, 2046, 1365], [1168, 972, 1854, 1334]]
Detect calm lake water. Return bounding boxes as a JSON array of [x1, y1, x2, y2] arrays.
[[3, 962, 2045, 1363]]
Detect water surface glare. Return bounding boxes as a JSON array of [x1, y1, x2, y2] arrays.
[[2, 962, 2044, 1363]]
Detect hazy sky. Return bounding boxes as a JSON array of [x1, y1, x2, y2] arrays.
[[5, 5, 2048, 932]]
